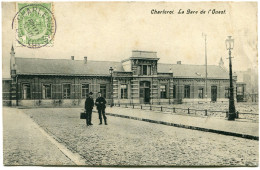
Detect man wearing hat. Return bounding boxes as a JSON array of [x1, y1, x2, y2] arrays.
[[95, 92, 107, 125], [85, 92, 94, 126]]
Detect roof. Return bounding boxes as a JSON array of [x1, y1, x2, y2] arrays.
[[15, 58, 124, 76], [158, 63, 229, 79], [14, 57, 229, 79]]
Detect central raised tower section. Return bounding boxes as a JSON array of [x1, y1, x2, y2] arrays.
[[122, 50, 160, 76]]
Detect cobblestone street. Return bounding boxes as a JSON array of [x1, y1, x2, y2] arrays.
[[3, 107, 259, 166]]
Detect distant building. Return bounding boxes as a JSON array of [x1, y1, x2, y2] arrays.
[[3, 46, 238, 106], [235, 68, 258, 102], [236, 82, 246, 102]]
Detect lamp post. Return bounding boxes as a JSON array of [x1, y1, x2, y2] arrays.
[[109, 67, 114, 107], [225, 36, 236, 120]]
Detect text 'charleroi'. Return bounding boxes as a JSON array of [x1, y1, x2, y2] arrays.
[[151, 9, 226, 15]]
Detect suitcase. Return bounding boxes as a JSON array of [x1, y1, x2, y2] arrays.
[[80, 112, 87, 119]]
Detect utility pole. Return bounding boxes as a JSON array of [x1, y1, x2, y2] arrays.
[[202, 33, 208, 100]]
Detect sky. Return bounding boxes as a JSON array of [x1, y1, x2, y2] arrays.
[[2, 1, 258, 78]]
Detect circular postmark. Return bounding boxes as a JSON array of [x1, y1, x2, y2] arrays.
[[12, 3, 56, 48]]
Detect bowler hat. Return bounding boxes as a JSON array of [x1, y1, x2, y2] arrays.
[[89, 92, 93, 95]]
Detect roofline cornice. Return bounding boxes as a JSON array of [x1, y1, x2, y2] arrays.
[[16, 73, 230, 80], [16, 73, 112, 77], [129, 57, 160, 60], [132, 50, 157, 53]]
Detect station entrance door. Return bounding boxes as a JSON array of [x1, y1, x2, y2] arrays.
[[140, 81, 150, 104]]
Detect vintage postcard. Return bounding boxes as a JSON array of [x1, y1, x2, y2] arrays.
[[2, 1, 258, 167]]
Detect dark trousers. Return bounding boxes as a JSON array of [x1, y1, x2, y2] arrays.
[[86, 109, 92, 125], [98, 108, 107, 123]]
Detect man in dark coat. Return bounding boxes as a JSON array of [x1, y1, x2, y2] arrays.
[[85, 92, 94, 126], [95, 92, 107, 125]]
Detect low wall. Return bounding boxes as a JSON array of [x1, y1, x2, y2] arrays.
[[182, 98, 229, 103], [2, 100, 11, 106], [17, 99, 86, 108], [9, 97, 232, 107], [113, 99, 139, 104], [150, 99, 174, 105], [12, 99, 118, 107]]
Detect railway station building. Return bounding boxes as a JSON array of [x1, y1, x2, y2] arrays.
[[3, 46, 238, 107]]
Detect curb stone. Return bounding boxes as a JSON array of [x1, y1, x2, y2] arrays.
[[105, 112, 259, 141]]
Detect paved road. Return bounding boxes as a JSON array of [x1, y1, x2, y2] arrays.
[[3, 108, 74, 165], [20, 108, 258, 166]]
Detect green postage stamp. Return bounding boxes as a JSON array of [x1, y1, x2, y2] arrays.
[[13, 3, 56, 48]]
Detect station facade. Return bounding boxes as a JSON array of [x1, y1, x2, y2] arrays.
[[3, 46, 236, 107]]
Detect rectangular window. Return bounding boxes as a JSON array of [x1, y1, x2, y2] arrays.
[[173, 85, 176, 98], [42, 84, 52, 99], [147, 65, 151, 75], [225, 87, 229, 98], [140, 81, 144, 87], [160, 85, 167, 99], [141, 65, 152, 75], [237, 86, 244, 95], [184, 85, 190, 98], [63, 84, 71, 99], [142, 65, 147, 75], [140, 88, 144, 98], [82, 84, 89, 98], [121, 84, 128, 99], [100, 84, 107, 98], [198, 88, 204, 99], [22, 84, 31, 99]]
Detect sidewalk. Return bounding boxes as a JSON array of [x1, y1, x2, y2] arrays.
[[105, 107, 259, 140], [3, 107, 75, 165]]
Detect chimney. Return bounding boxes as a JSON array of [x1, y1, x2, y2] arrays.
[[71, 56, 74, 60], [177, 61, 181, 64], [84, 56, 87, 64]]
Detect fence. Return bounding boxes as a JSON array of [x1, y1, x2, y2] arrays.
[[113, 103, 258, 121]]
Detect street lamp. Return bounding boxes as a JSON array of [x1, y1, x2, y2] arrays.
[[109, 67, 114, 107], [225, 36, 236, 120]]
